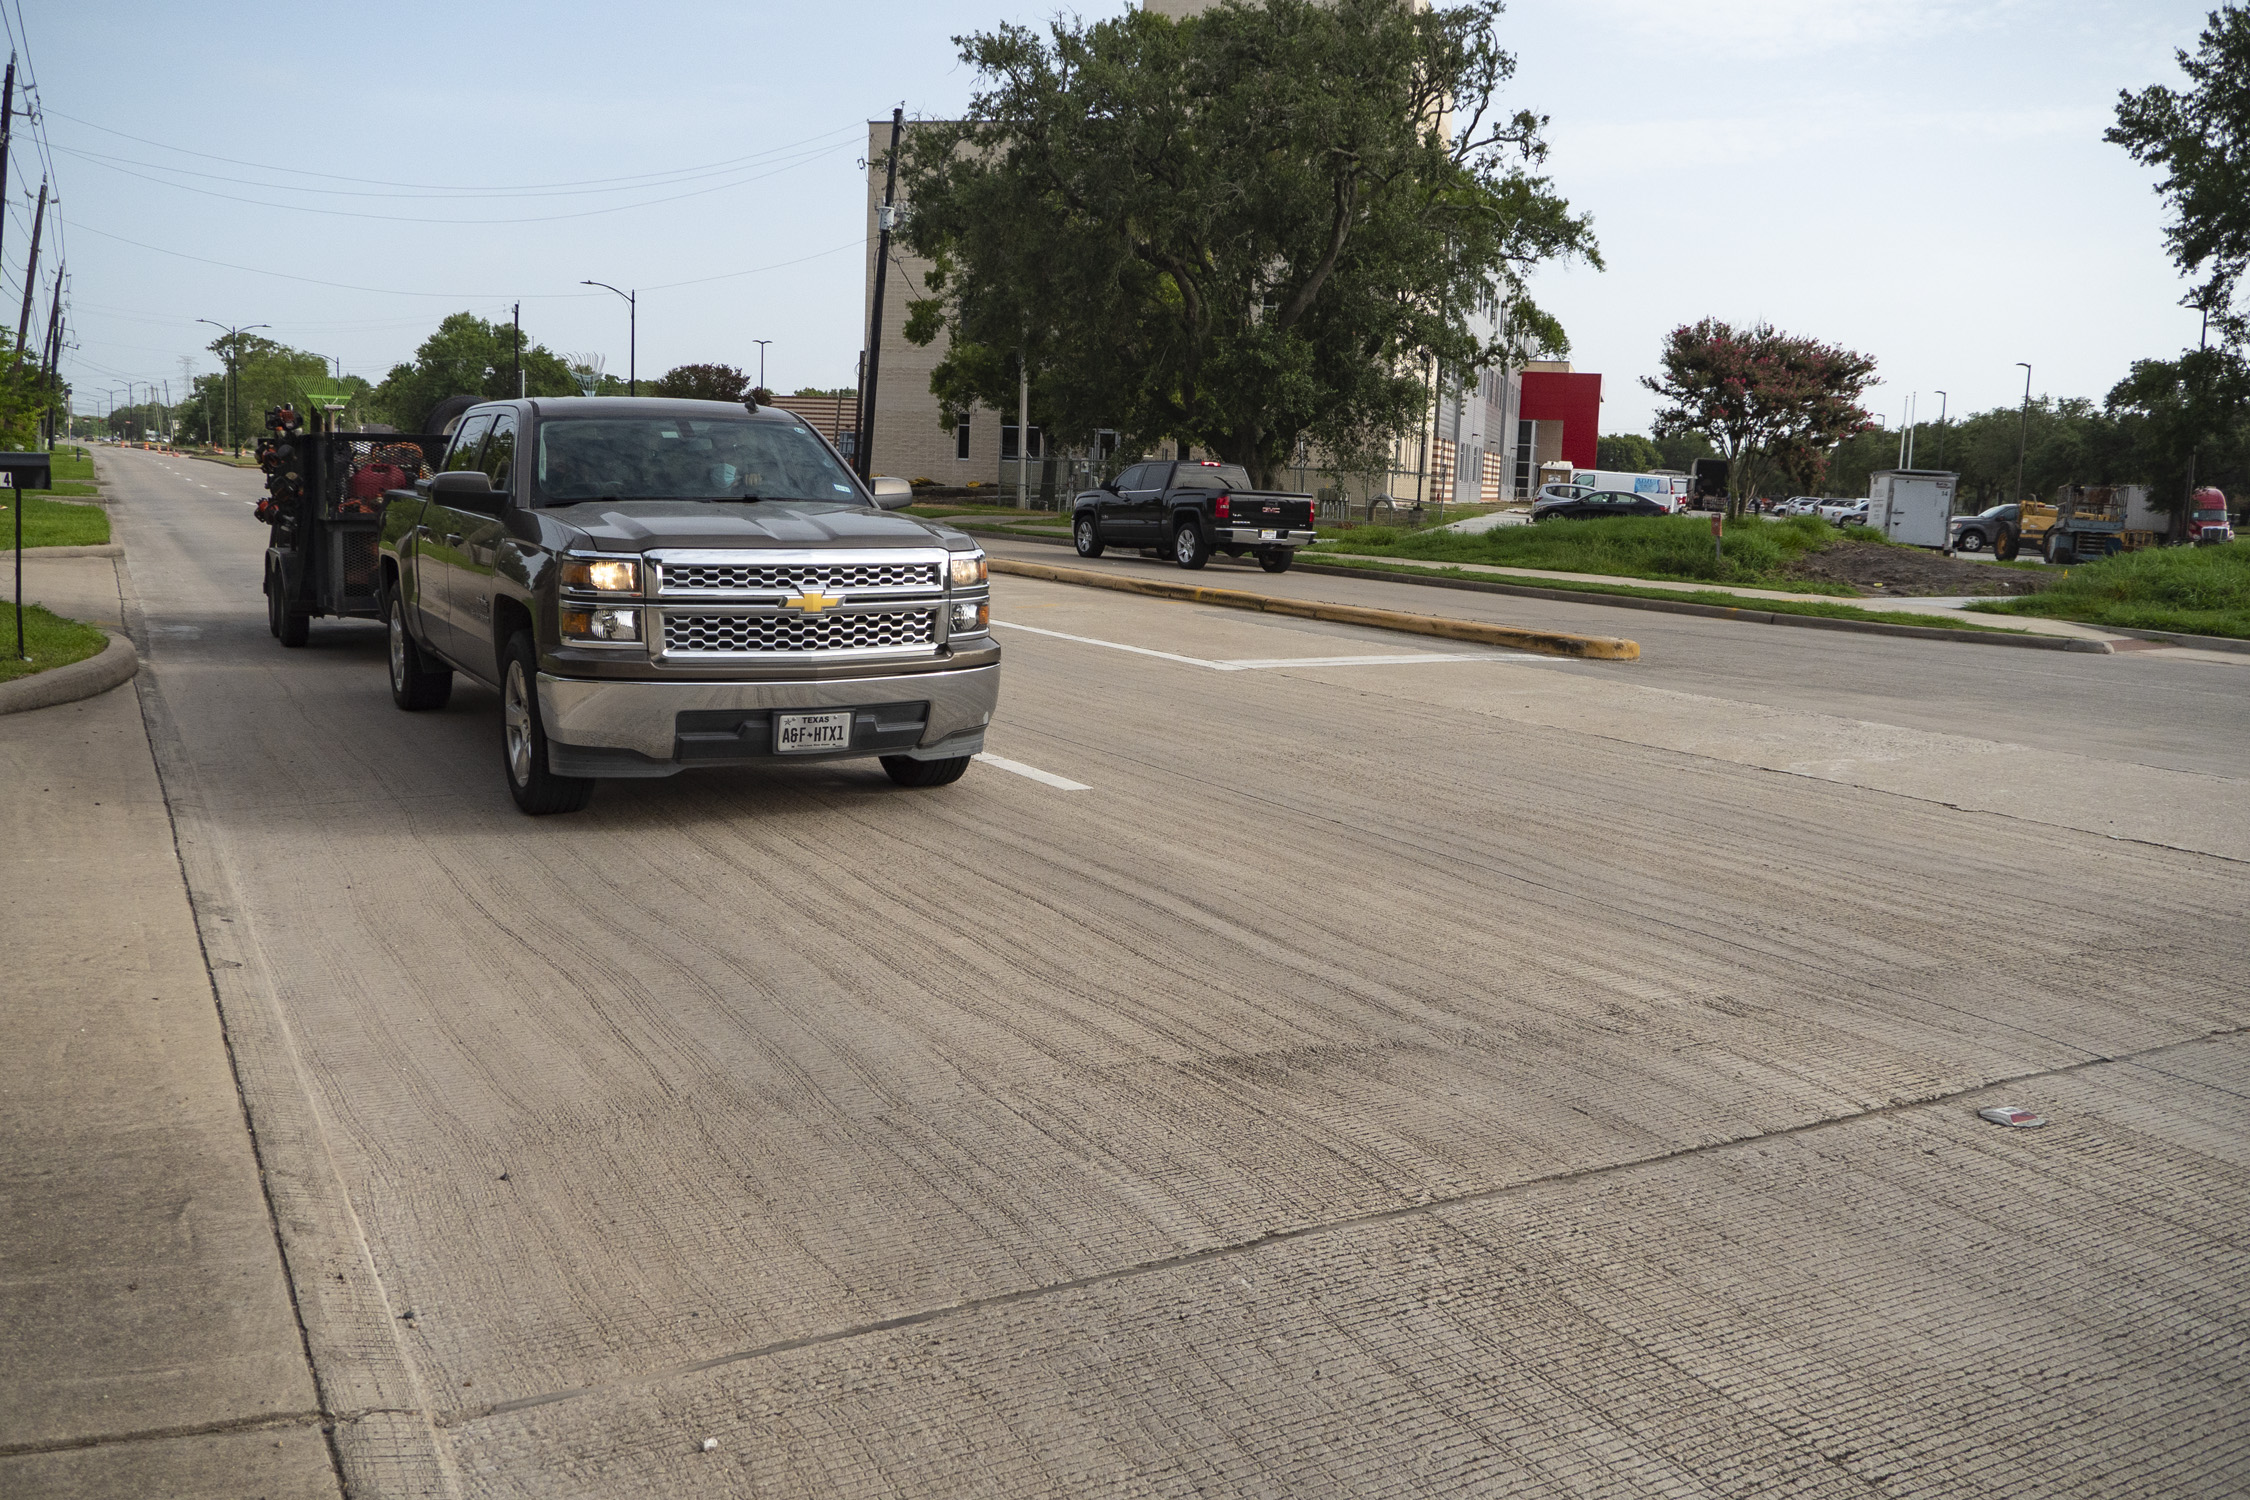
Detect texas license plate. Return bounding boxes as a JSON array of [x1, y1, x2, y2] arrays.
[[1260, 529, 1282, 540], [774, 711, 852, 753]]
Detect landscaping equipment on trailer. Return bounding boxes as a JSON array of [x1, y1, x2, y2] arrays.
[[255, 402, 446, 647]]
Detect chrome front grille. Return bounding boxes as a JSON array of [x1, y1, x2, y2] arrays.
[[662, 609, 936, 656], [658, 560, 941, 595]]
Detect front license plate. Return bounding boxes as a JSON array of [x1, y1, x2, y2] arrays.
[[775, 711, 853, 754]]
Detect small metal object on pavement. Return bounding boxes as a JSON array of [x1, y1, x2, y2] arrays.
[[1977, 1105, 2046, 1128]]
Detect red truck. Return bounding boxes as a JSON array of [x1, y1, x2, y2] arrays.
[[2188, 487, 2236, 546]]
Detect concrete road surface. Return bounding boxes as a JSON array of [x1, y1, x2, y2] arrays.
[[66, 446, 2250, 1495]]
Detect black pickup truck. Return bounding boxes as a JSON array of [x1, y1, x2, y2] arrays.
[[1071, 460, 1317, 572]]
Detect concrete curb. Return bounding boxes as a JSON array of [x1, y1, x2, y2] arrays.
[[2097, 623, 2250, 656], [992, 558, 1641, 661], [969, 525, 2111, 654], [0, 630, 140, 716], [1289, 561, 2115, 653], [11, 542, 122, 558]]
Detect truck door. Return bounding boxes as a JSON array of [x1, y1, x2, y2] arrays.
[[423, 413, 493, 667], [451, 413, 517, 680], [1104, 464, 1151, 541], [1122, 462, 1171, 542]]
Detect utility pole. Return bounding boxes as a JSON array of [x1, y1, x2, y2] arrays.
[[856, 106, 905, 480], [198, 319, 270, 455], [0, 59, 15, 296], [37, 268, 61, 447], [1016, 350, 1029, 510], [13, 177, 45, 366], [1933, 391, 1947, 471], [2013, 363, 2032, 505], [754, 339, 771, 391], [513, 302, 522, 396]]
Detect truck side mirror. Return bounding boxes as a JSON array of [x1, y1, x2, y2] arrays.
[[430, 469, 507, 515], [868, 475, 914, 510]]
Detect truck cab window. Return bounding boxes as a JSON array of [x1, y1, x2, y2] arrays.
[[443, 415, 493, 473]]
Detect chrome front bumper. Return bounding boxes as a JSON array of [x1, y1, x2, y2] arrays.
[[537, 662, 1000, 772], [1215, 526, 1317, 547]]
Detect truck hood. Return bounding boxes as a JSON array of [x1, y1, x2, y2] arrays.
[[543, 500, 966, 553]]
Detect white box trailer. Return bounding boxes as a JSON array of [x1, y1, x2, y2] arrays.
[[1867, 469, 1958, 548]]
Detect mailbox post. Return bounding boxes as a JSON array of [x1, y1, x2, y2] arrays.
[[3, 451, 54, 661]]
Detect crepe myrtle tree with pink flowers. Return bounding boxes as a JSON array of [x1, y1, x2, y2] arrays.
[[1642, 319, 1879, 514]]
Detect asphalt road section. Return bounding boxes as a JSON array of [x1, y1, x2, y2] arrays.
[[84, 445, 2250, 1496]]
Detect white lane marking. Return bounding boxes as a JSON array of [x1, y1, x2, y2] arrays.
[[974, 752, 1090, 791], [992, 620, 1550, 671]]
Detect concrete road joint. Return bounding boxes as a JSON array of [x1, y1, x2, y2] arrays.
[[993, 558, 1640, 660], [434, 1027, 2239, 1431], [0, 629, 139, 716], [0, 1409, 326, 1460], [12, 542, 123, 557]]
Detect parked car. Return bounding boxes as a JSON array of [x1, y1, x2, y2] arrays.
[[1779, 496, 1825, 516], [1529, 489, 1673, 522], [1072, 459, 1316, 571], [1535, 482, 1593, 505], [1948, 503, 2018, 553], [1818, 499, 1869, 526]]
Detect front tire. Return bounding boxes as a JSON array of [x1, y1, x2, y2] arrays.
[[1073, 514, 1106, 558], [1258, 548, 1293, 573], [882, 753, 971, 787], [1173, 520, 1210, 569], [1994, 524, 2020, 561], [386, 587, 453, 711], [1955, 530, 1984, 553], [500, 631, 594, 815]]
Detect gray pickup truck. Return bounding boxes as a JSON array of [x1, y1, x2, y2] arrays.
[[377, 396, 999, 814]]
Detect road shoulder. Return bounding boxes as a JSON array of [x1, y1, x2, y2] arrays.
[[0, 655, 337, 1493]]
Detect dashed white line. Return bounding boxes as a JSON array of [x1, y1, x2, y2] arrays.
[[974, 753, 1090, 791], [991, 619, 1551, 670]]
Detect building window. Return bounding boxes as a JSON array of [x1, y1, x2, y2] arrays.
[[955, 416, 971, 460], [1514, 418, 1535, 499], [1001, 424, 1043, 460]]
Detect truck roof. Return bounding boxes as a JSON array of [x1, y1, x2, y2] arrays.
[[518, 396, 801, 421]]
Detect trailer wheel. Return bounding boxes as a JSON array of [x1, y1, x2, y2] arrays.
[[269, 561, 310, 648], [264, 562, 282, 639]]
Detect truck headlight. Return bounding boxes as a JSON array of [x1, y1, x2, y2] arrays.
[[560, 605, 641, 643], [950, 599, 989, 634], [948, 551, 988, 588], [562, 557, 641, 593]]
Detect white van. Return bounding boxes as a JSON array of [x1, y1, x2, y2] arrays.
[[1570, 470, 1688, 512]]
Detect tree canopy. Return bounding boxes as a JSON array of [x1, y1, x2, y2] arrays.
[[652, 363, 752, 401], [369, 313, 579, 431], [1641, 319, 1877, 504], [897, 0, 1596, 487], [2110, 5, 2250, 333]]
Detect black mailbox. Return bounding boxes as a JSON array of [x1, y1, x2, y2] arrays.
[[0, 452, 52, 491]]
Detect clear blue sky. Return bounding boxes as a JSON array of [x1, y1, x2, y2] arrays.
[[22, 0, 2216, 433]]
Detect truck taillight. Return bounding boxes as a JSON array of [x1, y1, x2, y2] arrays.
[[1216, 494, 1230, 520]]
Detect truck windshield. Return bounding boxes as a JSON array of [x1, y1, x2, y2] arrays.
[[534, 417, 864, 504], [1171, 463, 1254, 491], [2195, 508, 2227, 521]]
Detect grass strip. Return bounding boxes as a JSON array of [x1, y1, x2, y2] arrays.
[[0, 492, 110, 547], [1965, 542, 2250, 640], [0, 603, 111, 684], [1309, 512, 1872, 595], [1301, 555, 2033, 634]]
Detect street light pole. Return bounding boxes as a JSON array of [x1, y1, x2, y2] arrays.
[[2013, 363, 2032, 505], [1933, 391, 1947, 470], [580, 281, 636, 395], [197, 319, 270, 455], [753, 339, 771, 391]]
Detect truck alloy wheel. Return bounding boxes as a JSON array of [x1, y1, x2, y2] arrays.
[[500, 631, 594, 815], [1174, 521, 1210, 569], [1955, 530, 1984, 552], [1074, 515, 1105, 558]]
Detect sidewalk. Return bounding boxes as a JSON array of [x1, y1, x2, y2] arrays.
[[0, 555, 338, 1496]]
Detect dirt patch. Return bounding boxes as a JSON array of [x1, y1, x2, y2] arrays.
[[1785, 540, 2046, 597]]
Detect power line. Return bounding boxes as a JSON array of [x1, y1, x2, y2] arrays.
[[43, 107, 864, 195]]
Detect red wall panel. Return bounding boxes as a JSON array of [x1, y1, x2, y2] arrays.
[[1519, 372, 1602, 470]]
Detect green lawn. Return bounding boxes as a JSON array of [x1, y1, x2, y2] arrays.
[[1966, 541, 2250, 639], [1309, 512, 1869, 596], [0, 603, 112, 684], [1, 492, 110, 547], [1298, 556, 2032, 633], [907, 500, 1068, 518]]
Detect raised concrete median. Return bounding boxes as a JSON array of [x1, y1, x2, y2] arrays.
[[992, 557, 1641, 660]]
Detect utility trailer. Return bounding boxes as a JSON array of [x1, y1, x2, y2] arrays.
[[2002, 483, 2161, 564], [254, 402, 446, 647], [1866, 469, 1957, 548]]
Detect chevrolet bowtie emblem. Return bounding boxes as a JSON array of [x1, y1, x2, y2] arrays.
[[786, 589, 843, 613]]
